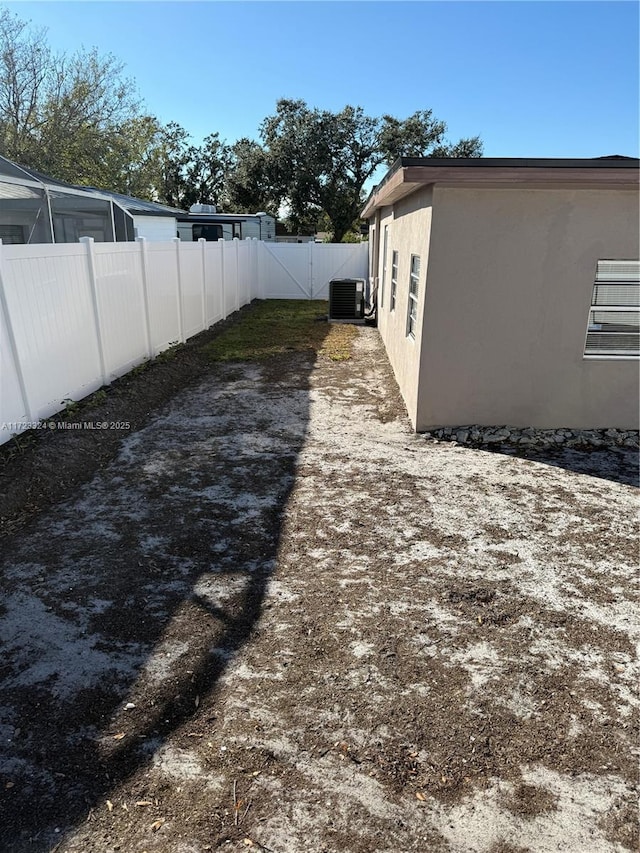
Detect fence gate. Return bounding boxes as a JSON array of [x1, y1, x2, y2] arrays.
[[259, 241, 368, 300]]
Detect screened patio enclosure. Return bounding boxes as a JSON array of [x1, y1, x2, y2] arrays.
[[0, 156, 175, 245]]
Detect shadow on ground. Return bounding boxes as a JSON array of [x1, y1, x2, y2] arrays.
[[458, 443, 639, 488], [0, 345, 322, 851]]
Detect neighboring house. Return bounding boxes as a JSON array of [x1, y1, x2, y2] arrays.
[[0, 156, 185, 244], [0, 156, 280, 245], [362, 156, 640, 431], [275, 222, 315, 243], [81, 187, 185, 242]]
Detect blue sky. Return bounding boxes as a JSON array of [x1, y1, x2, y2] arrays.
[[7, 0, 640, 166]]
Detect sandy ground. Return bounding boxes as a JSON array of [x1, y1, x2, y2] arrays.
[[0, 326, 638, 853]]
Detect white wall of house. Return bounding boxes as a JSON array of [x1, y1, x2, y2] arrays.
[[375, 186, 434, 427], [133, 215, 178, 242], [414, 185, 639, 430]]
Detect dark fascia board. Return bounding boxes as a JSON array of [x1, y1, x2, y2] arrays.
[[396, 156, 639, 169], [376, 155, 640, 191], [361, 156, 640, 218]]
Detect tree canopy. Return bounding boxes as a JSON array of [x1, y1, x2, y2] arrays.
[[0, 9, 483, 239], [260, 100, 482, 241], [0, 8, 159, 191]]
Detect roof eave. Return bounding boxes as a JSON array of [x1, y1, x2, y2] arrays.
[[361, 162, 640, 219]]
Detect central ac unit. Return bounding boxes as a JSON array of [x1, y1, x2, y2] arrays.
[[329, 279, 365, 323]]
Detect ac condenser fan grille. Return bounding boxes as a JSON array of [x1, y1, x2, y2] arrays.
[[329, 279, 364, 321]]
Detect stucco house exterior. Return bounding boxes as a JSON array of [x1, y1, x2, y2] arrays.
[[362, 157, 639, 432]]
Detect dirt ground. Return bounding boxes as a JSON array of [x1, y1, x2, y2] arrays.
[[0, 308, 638, 853]]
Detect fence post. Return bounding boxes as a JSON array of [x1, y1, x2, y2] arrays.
[[80, 236, 109, 385], [220, 239, 227, 320], [0, 240, 36, 423], [250, 240, 255, 303], [257, 239, 265, 300], [249, 238, 256, 301], [199, 237, 207, 329], [137, 237, 153, 358], [173, 237, 185, 343], [308, 239, 314, 300], [234, 237, 240, 312]]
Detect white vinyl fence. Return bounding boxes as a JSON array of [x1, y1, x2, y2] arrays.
[[0, 237, 368, 444]]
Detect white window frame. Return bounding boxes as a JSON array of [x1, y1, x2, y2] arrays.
[[407, 254, 420, 338], [584, 260, 639, 358], [390, 250, 398, 312]]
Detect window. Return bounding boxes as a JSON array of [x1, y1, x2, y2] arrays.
[[380, 225, 388, 308], [407, 254, 420, 338], [193, 223, 223, 241], [390, 250, 398, 311], [584, 260, 640, 357]]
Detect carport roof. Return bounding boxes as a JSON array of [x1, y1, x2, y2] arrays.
[[361, 156, 640, 218]]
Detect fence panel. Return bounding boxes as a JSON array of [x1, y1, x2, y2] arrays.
[[251, 239, 261, 300], [311, 243, 369, 299], [259, 241, 368, 300], [203, 240, 223, 326], [178, 242, 206, 340], [222, 240, 239, 317], [0, 238, 369, 444], [1, 244, 103, 429], [0, 281, 30, 440], [93, 242, 149, 378], [259, 243, 312, 299], [237, 240, 251, 307], [145, 243, 181, 353]]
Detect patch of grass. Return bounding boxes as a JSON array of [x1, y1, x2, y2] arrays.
[[321, 323, 357, 361], [2, 432, 36, 459], [156, 341, 182, 362], [201, 300, 332, 362], [60, 398, 80, 418], [130, 359, 150, 377]]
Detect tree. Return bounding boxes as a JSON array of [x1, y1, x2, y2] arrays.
[[36, 47, 142, 181], [377, 109, 447, 161], [155, 121, 193, 208], [182, 132, 230, 209], [0, 9, 163, 196], [223, 137, 278, 215], [0, 8, 51, 166], [260, 99, 483, 242], [155, 126, 231, 210], [99, 115, 167, 199]]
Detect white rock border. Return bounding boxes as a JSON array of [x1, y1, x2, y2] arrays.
[[421, 425, 639, 450]]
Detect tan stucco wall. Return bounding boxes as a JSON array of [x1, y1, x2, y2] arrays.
[[413, 186, 639, 430], [375, 186, 434, 425]]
